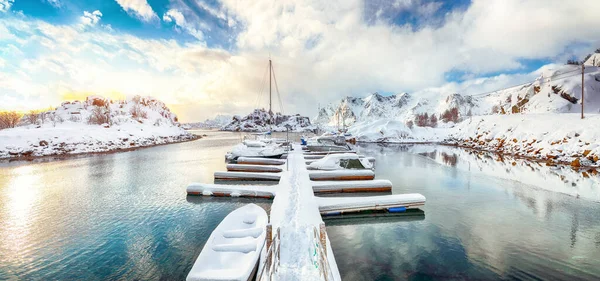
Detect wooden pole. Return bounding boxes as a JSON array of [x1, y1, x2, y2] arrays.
[[581, 64, 585, 119], [266, 223, 272, 272], [319, 223, 327, 259]]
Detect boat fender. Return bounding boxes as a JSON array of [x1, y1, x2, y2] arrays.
[[388, 207, 407, 213]]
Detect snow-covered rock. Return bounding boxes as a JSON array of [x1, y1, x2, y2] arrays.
[[0, 95, 196, 159], [222, 109, 315, 132], [447, 113, 600, 167], [584, 52, 600, 67]]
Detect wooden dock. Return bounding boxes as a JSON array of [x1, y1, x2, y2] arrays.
[[186, 143, 427, 281]]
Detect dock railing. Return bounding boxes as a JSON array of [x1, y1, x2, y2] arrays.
[[313, 223, 334, 281], [256, 227, 281, 281]]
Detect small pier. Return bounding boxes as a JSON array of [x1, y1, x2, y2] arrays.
[[186, 143, 426, 280]]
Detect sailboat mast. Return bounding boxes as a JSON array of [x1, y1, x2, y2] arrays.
[[269, 59, 272, 114]]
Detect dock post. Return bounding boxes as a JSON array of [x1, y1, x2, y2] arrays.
[[266, 223, 273, 274], [319, 222, 327, 259]]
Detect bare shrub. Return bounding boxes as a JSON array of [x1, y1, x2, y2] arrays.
[[406, 120, 414, 129], [429, 114, 438, 128], [92, 98, 107, 107], [491, 105, 500, 114], [441, 107, 460, 123], [0, 111, 23, 129], [415, 113, 429, 127], [26, 110, 41, 125], [130, 104, 147, 120], [88, 107, 110, 125], [69, 114, 81, 122], [48, 113, 64, 127], [132, 95, 141, 104]]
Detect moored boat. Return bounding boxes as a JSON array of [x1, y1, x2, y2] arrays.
[[225, 140, 286, 161], [186, 204, 268, 281], [305, 135, 351, 152]]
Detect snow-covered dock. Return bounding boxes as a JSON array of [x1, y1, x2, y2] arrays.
[[214, 171, 281, 181], [237, 157, 286, 165], [309, 170, 375, 181], [214, 169, 375, 181], [187, 143, 426, 280], [187, 183, 276, 198], [226, 164, 283, 173], [317, 194, 426, 215], [311, 180, 392, 193]]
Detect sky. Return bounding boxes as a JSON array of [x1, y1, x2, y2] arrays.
[[0, 0, 599, 122]]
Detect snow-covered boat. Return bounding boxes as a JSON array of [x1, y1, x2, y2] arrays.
[[305, 135, 352, 152], [308, 153, 373, 170], [225, 140, 286, 161], [187, 204, 268, 281]]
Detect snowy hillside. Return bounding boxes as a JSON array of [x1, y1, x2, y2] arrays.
[[315, 91, 476, 128], [316, 64, 600, 130], [0, 96, 196, 158], [183, 115, 233, 129], [222, 109, 316, 132], [317, 62, 600, 167]]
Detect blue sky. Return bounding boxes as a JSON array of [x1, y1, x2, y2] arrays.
[[1, 0, 599, 121]]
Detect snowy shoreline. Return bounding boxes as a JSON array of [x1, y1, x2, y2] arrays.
[[349, 114, 600, 168], [0, 125, 200, 160], [0, 133, 200, 162]]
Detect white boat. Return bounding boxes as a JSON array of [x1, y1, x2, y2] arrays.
[[225, 140, 285, 161], [308, 153, 373, 170], [305, 135, 351, 152], [225, 59, 291, 161], [187, 204, 268, 281]]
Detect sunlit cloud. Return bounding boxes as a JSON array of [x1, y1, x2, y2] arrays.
[[115, 0, 158, 22], [0, 0, 599, 121]]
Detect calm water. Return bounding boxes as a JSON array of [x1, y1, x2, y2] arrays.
[[1, 132, 599, 280]]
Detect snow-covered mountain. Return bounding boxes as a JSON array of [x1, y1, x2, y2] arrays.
[[222, 109, 315, 132], [315, 91, 476, 128], [183, 115, 233, 129], [0, 95, 195, 158], [316, 64, 600, 128]]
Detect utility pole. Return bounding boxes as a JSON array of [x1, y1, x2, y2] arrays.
[[581, 64, 585, 119]]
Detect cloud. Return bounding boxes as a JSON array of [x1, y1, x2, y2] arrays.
[[80, 10, 103, 27], [162, 9, 203, 40], [2, 0, 600, 122], [44, 0, 61, 8], [0, 0, 14, 12], [114, 0, 158, 22]]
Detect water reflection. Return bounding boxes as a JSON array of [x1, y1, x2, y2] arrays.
[[327, 143, 600, 280], [1, 135, 599, 280]]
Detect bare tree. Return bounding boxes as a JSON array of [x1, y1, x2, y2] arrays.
[[429, 114, 438, 128], [0, 111, 23, 129], [26, 110, 41, 125], [88, 106, 110, 125], [48, 112, 64, 127]]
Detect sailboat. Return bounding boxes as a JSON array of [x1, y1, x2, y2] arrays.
[[225, 59, 288, 161]]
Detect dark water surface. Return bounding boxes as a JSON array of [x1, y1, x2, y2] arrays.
[[1, 132, 599, 280]]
